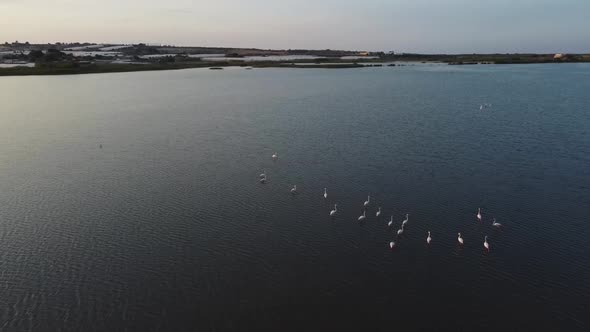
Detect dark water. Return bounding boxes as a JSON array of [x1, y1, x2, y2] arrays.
[[0, 64, 588, 331]]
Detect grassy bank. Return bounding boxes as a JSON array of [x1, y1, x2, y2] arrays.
[[377, 53, 590, 64], [252, 62, 364, 69], [0, 61, 234, 76], [0, 61, 367, 76]]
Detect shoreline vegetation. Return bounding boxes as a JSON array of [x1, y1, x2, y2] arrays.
[[1, 42, 588, 76], [0, 61, 368, 76]]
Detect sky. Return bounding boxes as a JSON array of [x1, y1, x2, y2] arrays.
[[1, 0, 589, 53]]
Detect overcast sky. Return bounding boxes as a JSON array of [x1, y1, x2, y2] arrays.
[[1, 0, 589, 53]]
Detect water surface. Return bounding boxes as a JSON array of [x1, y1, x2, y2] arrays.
[[0, 64, 588, 331]]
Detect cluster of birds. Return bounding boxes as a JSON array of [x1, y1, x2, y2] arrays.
[[479, 103, 493, 110], [257, 152, 278, 184], [260, 152, 503, 252]]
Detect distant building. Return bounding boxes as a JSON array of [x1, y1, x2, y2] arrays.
[[553, 53, 565, 59], [358, 51, 369, 56]]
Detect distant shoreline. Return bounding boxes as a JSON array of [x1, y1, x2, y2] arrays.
[[2, 42, 588, 76], [1, 57, 589, 77]]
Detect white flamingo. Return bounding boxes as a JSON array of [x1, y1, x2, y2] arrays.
[[358, 210, 366, 221], [402, 213, 409, 226], [364, 195, 370, 207], [457, 232, 464, 245], [272, 152, 278, 160], [323, 188, 327, 199], [477, 208, 482, 221], [291, 185, 297, 194], [387, 216, 393, 227], [484, 236, 490, 251], [259, 176, 267, 184], [397, 224, 404, 236], [389, 241, 396, 249], [376, 207, 381, 217], [492, 218, 502, 227], [330, 204, 337, 216], [259, 170, 266, 178], [427, 231, 432, 244]]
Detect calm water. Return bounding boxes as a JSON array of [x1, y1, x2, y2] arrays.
[[0, 64, 589, 331]]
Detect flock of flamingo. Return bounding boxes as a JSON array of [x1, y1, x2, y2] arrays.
[[259, 152, 502, 252]]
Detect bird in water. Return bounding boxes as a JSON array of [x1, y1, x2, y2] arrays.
[[376, 207, 381, 217], [492, 218, 502, 227], [272, 152, 278, 160], [389, 241, 396, 249], [402, 213, 409, 226], [477, 208, 482, 221], [397, 224, 405, 236], [457, 232, 464, 245], [323, 188, 327, 199], [364, 195, 370, 207], [427, 231, 432, 245], [291, 185, 297, 194], [358, 210, 366, 221], [330, 204, 337, 217], [259, 176, 267, 184], [387, 216, 394, 227], [484, 236, 490, 251], [259, 170, 266, 179]]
